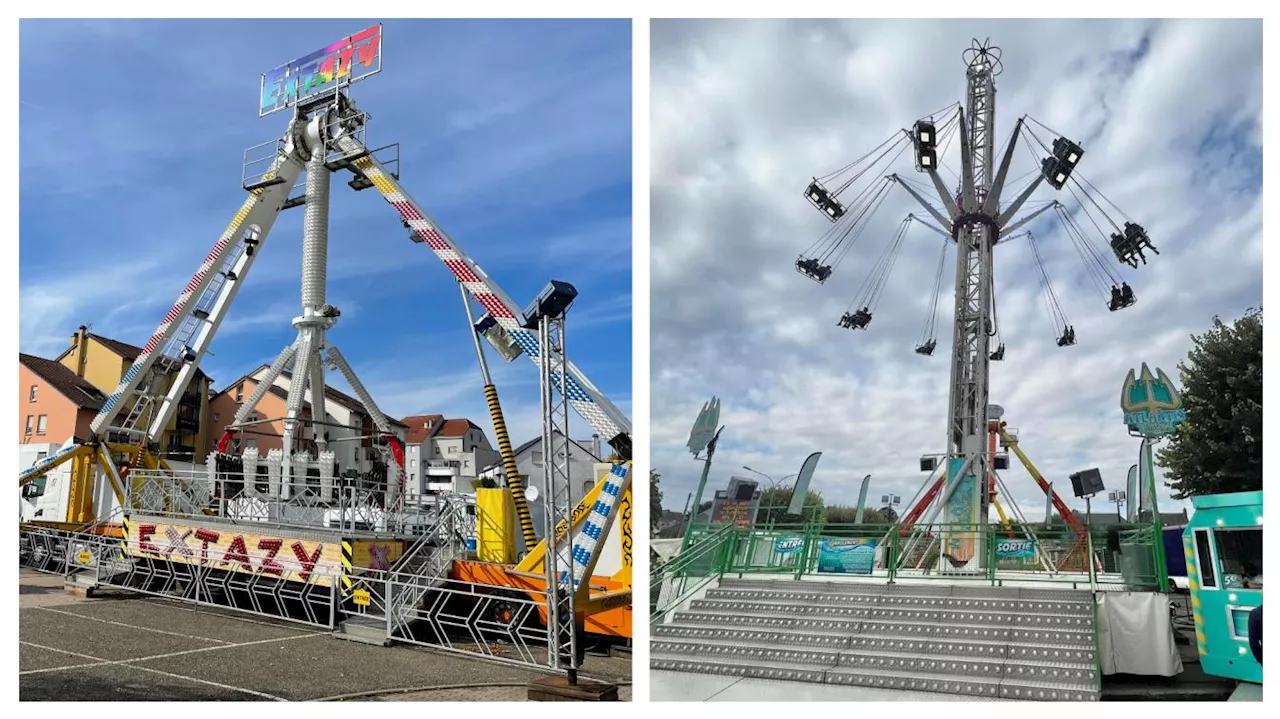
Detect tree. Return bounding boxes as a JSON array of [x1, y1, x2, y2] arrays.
[[756, 486, 824, 525], [1157, 308, 1262, 499], [650, 469, 664, 536]]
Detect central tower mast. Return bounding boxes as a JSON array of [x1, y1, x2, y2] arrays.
[[943, 41, 1002, 567]]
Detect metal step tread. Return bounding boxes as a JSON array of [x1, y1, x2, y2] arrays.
[[651, 651, 836, 669], [704, 590, 1092, 614], [652, 655, 1097, 701], [695, 600, 1092, 623], [717, 579, 1093, 603], [857, 631, 1095, 654], [652, 640, 845, 665], [653, 624, 854, 648], [676, 610, 1093, 638]]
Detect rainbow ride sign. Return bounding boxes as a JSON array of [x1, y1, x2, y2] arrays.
[[260, 24, 383, 117]]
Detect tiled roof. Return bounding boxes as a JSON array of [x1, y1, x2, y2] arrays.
[[19, 353, 108, 410], [436, 418, 483, 438], [402, 414, 445, 444]]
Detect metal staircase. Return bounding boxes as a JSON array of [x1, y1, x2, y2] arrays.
[[335, 494, 469, 646], [651, 576, 1100, 701]]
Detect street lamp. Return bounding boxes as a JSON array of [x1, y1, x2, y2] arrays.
[[741, 466, 797, 490]]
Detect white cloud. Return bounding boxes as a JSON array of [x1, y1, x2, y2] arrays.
[[649, 19, 1261, 520]]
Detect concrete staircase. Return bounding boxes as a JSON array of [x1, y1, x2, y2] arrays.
[[651, 577, 1100, 701]]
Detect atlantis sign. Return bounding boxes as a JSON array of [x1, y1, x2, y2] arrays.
[[1121, 363, 1187, 437]]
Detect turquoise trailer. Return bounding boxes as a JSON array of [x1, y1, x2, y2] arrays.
[[1183, 491, 1262, 684]]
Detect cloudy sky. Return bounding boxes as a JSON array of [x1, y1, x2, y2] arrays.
[[19, 19, 631, 448], [650, 19, 1261, 520]]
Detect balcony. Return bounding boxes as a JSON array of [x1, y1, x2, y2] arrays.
[[179, 392, 203, 408], [166, 444, 196, 459], [176, 416, 200, 432], [425, 459, 461, 478]]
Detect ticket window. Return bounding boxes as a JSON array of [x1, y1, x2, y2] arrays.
[[1215, 528, 1263, 590]]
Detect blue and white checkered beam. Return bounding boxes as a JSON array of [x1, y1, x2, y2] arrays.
[[557, 461, 631, 588], [19, 443, 82, 483], [506, 328, 621, 443]]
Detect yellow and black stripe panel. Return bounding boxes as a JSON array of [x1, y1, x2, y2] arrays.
[[485, 384, 537, 550], [120, 516, 131, 560], [340, 539, 354, 598]]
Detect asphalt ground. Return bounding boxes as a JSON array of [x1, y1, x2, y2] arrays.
[[18, 569, 631, 701]]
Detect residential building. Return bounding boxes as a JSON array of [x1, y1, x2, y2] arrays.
[[401, 414, 500, 498], [208, 365, 407, 474], [479, 430, 606, 539], [18, 353, 107, 445], [52, 326, 215, 462]]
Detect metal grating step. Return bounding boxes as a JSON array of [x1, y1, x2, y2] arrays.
[[706, 587, 1092, 615], [652, 623, 854, 649], [651, 639, 842, 667], [671, 610, 861, 633], [690, 598, 873, 618], [825, 665, 1006, 699], [857, 618, 1093, 646], [833, 650, 1007, 679], [1000, 678, 1099, 702], [650, 654, 831, 685], [715, 577, 1093, 605]]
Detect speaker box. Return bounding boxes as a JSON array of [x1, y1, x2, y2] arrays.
[[1069, 468, 1105, 497]]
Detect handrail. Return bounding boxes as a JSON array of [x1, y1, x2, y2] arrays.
[[650, 523, 737, 624]]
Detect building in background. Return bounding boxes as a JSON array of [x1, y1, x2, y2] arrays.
[[479, 430, 607, 539], [208, 364, 407, 475], [18, 326, 215, 463], [18, 353, 106, 445], [401, 414, 500, 498], [53, 326, 215, 462]]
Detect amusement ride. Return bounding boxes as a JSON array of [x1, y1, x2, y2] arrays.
[[18, 25, 632, 682], [796, 39, 1161, 573]]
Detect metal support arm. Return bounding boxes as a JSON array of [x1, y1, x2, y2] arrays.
[[982, 118, 1024, 215], [997, 174, 1046, 228], [891, 175, 954, 232], [1000, 199, 1059, 238]]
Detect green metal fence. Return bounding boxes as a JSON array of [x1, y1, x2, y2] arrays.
[[650, 523, 737, 624], [676, 518, 1166, 591]]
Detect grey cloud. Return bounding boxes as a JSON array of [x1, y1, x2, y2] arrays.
[[650, 19, 1261, 517]]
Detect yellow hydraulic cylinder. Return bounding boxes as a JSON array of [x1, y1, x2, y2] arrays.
[[485, 384, 538, 552], [476, 487, 516, 564]]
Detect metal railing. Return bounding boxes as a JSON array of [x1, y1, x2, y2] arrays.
[[650, 524, 737, 624], [680, 519, 1166, 591], [127, 468, 453, 536]]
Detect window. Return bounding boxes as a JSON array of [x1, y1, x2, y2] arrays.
[[583, 480, 594, 495], [532, 450, 543, 466], [246, 439, 257, 451], [1215, 528, 1262, 589], [24, 415, 33, 436], [449, 445, 458, 454], [36, 415, 47, 435], [234, 383, 244, 402], [1194, 529, 1217, 589], [37, 452, 47, 461], [410, 459, 417, 470], [28, 385, 37, 402], [213, 413, 220, 421]]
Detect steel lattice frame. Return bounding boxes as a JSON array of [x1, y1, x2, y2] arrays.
[[538, 312, 579, 675], [942, 51, 999, 568]]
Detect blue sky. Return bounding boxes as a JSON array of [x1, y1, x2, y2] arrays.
[[19, 18, 632, 447]]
